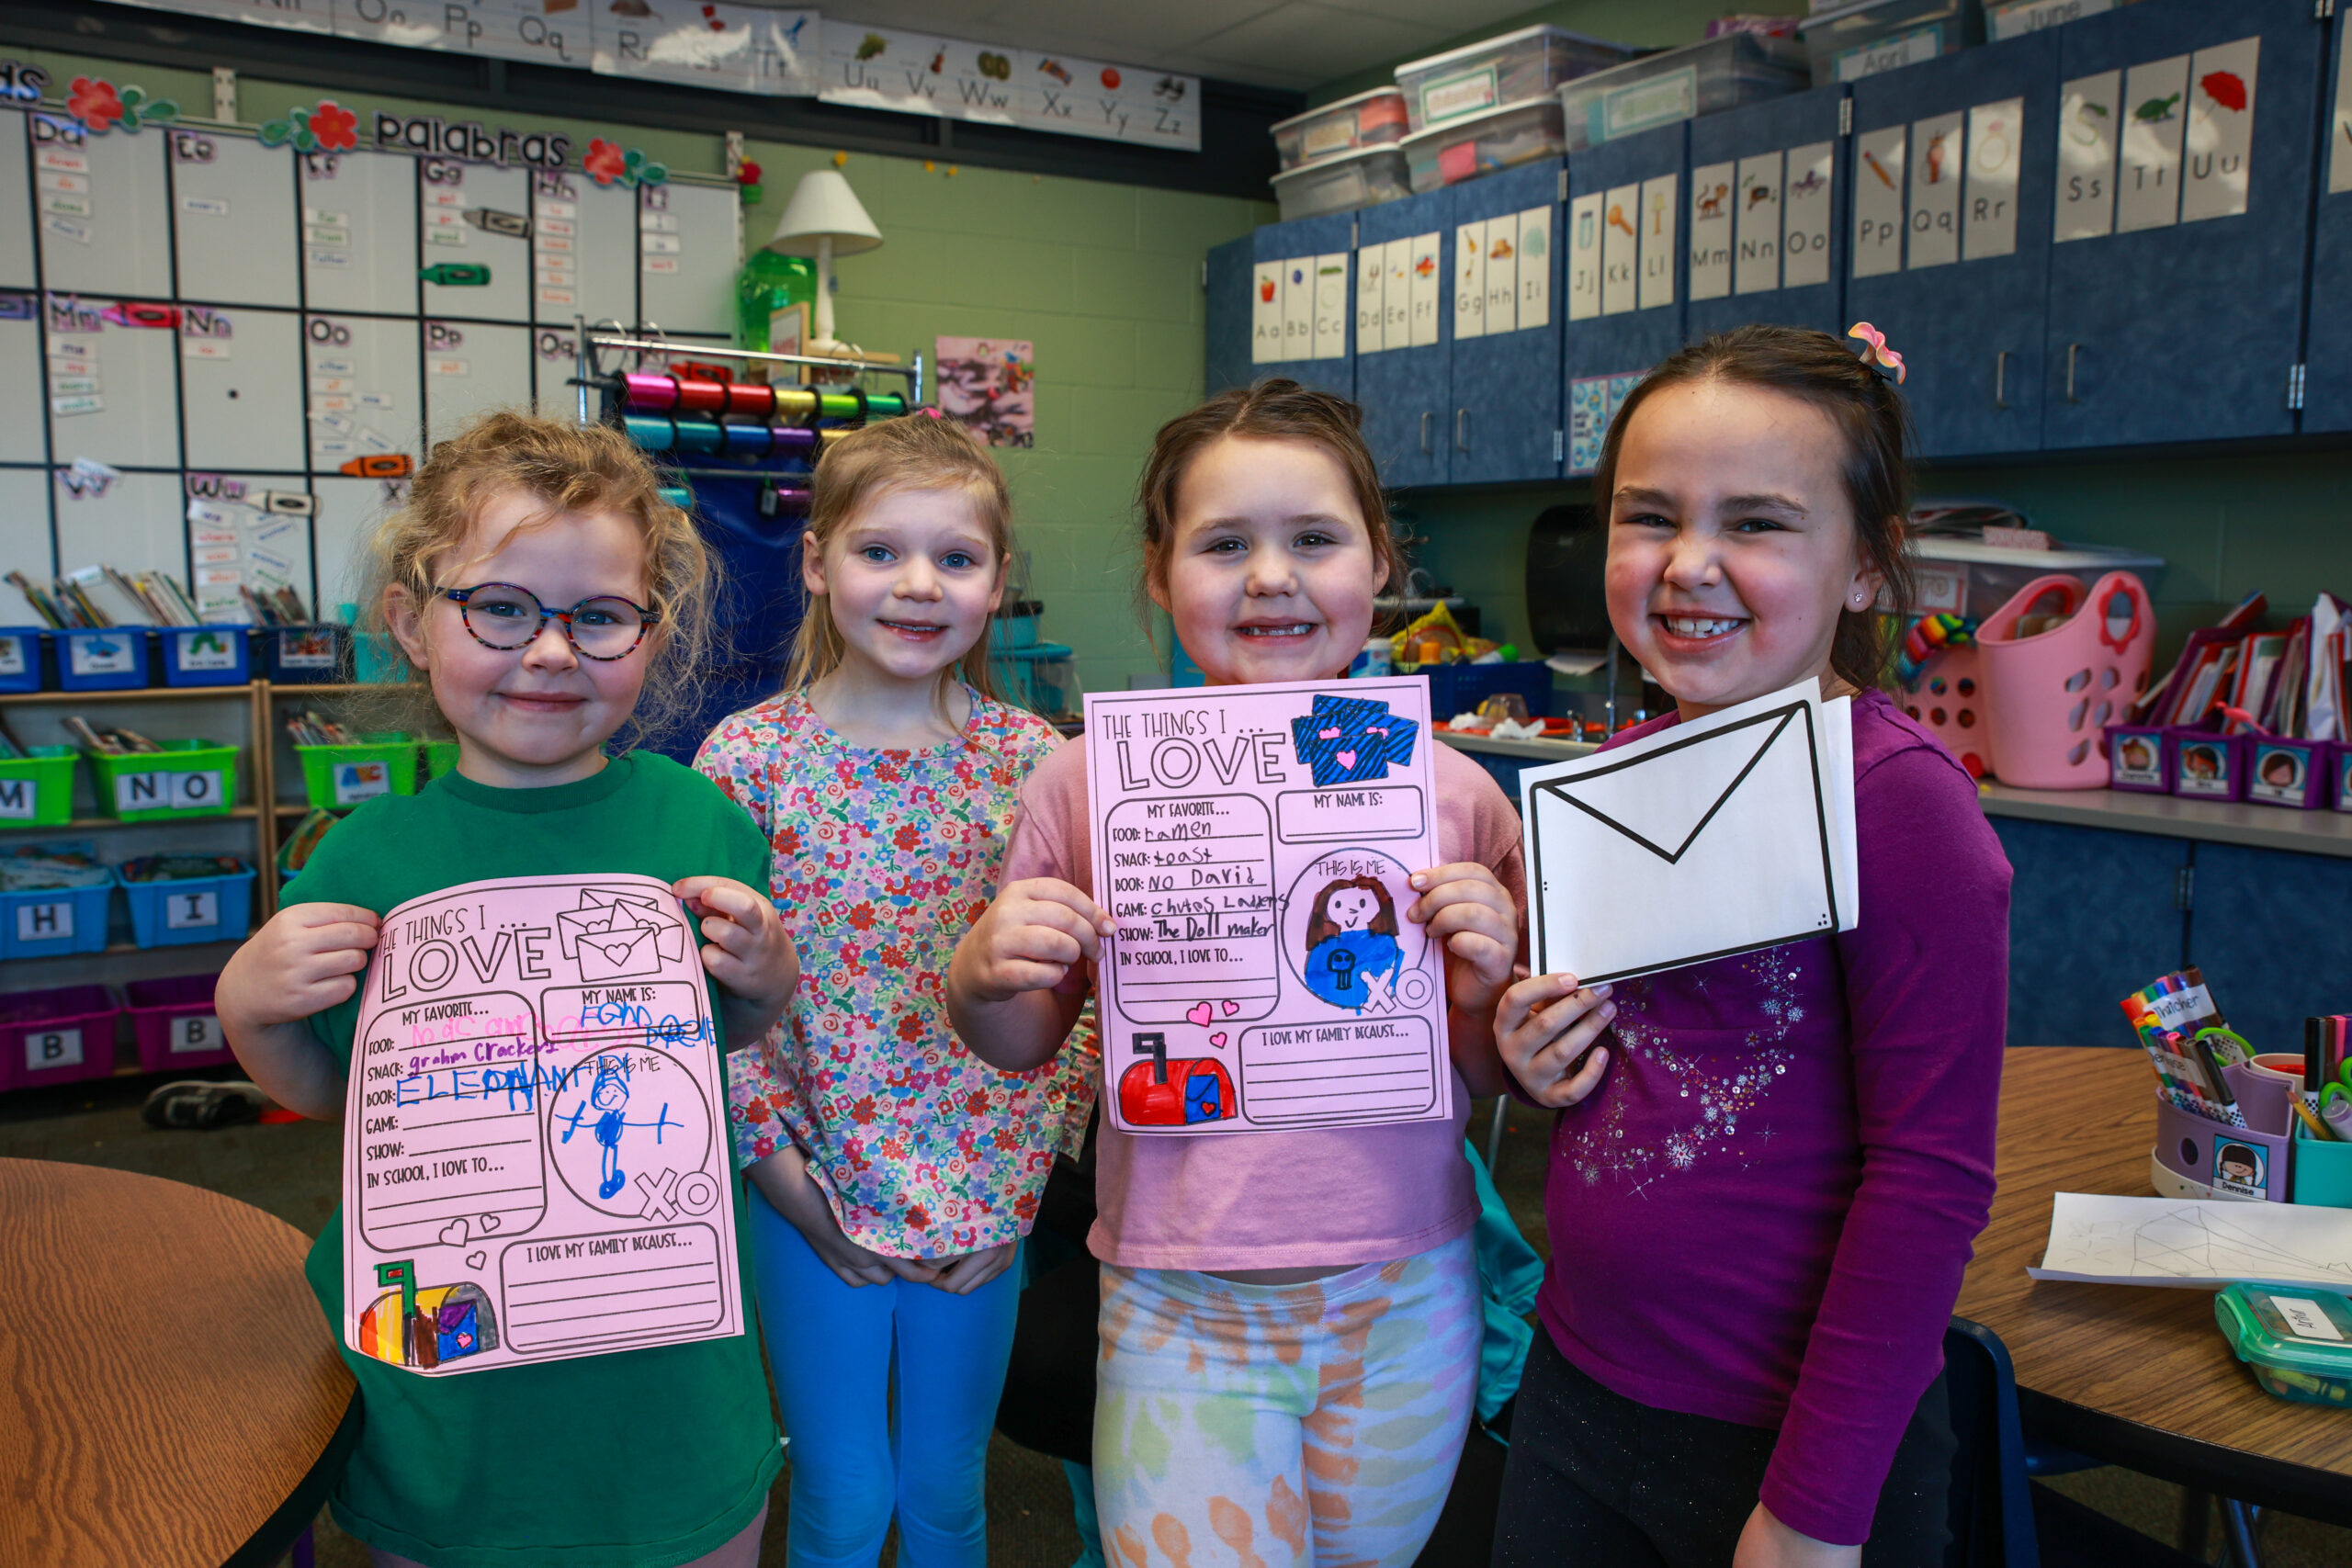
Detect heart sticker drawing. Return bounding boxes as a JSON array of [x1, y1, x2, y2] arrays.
[[440, 1219, 469, 1246], [466, 1250, 488, 1270], [480, 1214, 501, 1233], [1336, 750, 1357, 770], [1221, 1000, 1239, 1016], [1185, 1001, 1213, 1028], [1210, 1032, 1227, 1047]]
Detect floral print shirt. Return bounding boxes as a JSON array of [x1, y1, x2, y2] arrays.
[[695, 687, 1097, 1257]]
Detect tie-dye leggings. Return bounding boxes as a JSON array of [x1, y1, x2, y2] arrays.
[[1092, 1235, 1478, 1568]]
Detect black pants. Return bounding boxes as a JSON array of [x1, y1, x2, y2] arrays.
[[1492, 1330, 1954, 1567]]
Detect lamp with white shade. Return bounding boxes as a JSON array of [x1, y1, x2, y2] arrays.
[[763, 169, 882, 352]]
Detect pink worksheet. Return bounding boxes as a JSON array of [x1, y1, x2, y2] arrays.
[[1083, 678, 1453, 1135], [340, 874, 742, 1377]]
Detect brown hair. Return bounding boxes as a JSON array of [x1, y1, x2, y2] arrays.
[[1592, 325, 1917, 689], [359, 409, 714, 751], [786, 413, 1012, 702], [1136, 379, 1405, 621], [1305, 875, 1398, 947]]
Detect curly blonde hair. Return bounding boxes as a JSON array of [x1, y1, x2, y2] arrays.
[[356, 410, 715, 752]]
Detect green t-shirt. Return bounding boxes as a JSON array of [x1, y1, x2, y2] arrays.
[[289, 752, 782, 1568]]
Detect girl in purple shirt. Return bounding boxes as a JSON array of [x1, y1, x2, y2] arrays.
[[1491, 326, 2010, 1568]]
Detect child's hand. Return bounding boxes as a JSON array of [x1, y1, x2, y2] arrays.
[[218, 903, 380, 1034], [747, 1146, 894, 1289], [1497, 972, 1615, 1108], [675, 876, 798, 1037], [952, 878, 1111, 1005], [922, 1241, 1018, 1295], [1406, 863, 1519, 1019], [1732, 1504, 1861, 1568]]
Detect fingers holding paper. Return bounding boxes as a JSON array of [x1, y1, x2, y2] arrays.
[[1498, 972, 1616, 1108], [1408, 862, 1520, 1014], [675, 874, 800, 1036], [957, 878, 1111, 1000]]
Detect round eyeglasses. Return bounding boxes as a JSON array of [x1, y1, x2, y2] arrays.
[[441, 583, 659, 660]]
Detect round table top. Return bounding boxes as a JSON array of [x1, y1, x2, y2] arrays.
[[1959, 1047, 2352, 1523], [0, 1157, 356, 1568]]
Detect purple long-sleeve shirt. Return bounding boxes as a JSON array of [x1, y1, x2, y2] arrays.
[[1536, 689, 2009, 1546]]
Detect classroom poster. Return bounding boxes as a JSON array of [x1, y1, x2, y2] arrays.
[[935, 335, 1035, 447], [341, 873, 741, 1377], [1083, 678, 1453, 1136]]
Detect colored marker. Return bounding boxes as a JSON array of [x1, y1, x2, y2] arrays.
[[419, 263, 492, 287], [339, 453, 413, 478]]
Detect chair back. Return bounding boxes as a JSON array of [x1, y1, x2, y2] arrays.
[[1943, 1317, 2041, 1568]]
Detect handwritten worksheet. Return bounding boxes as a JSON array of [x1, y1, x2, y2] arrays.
[[340, 874, 742, 1377], [1084, 678, 1452, 1135]]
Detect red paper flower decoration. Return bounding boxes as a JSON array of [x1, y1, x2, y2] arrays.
[[311, 100, 359, 152], [68, 76, 123, 132], [584, 137, 628, 186]]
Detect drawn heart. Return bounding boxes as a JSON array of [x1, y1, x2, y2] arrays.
[[588, 936, 639, 964], [1368, 726, 1388, 736], [1209, 1032, 1227, 1047], [466, 1250, 488, 1270], [1318, 726, 1341, 739], [1336, 750, 1357, 769], [1185, 1001, 1213, 1028], [480, 1214, 502, 1233], [1221, 1000, 1239, 1016], [440, 1218, 469, 1246]]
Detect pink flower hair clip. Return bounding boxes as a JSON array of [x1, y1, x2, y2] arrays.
[[1847, 321, 1906, 384]]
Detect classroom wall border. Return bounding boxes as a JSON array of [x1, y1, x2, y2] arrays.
[[6, 0, 1297, 201]]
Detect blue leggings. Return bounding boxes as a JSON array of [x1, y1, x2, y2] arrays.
[[747, 1187, 1023, 1568]]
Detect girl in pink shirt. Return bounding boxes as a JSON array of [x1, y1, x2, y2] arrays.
[[947, 380, 1526, 1568]]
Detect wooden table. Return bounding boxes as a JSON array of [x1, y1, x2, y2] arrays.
[[1959, 1048, 2352, 1526], [0, 1159, 358, 1568]]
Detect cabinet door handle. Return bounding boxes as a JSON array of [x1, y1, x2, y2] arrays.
[[1419, 411, 1434, 454], [1994, 349, 2010, 411], [1455, 409, 1471, 452], [2064, 342, 2082, 403]]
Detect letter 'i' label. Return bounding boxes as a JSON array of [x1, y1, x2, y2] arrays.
[[1515, 206, 1551, 330]]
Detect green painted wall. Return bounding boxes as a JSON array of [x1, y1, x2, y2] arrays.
[[16, 46, 1269, 693]]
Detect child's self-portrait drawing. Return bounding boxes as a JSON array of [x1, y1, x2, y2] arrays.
[[1302, 875, 1405, 1011]]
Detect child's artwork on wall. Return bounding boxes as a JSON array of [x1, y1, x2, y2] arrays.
[[935, 335, 1034, 447], [340, 873, 741, 1375], [1083, 678, 1452, 1135]]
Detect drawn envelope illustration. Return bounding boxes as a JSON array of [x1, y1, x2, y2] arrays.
[[559, 887, 688, 980], [1522, 696, 1854, 986]]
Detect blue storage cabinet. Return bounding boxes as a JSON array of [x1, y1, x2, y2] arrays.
[[1356, 186, 1455, 489], [2299, 17, 2352, 433], [2041, 0, 2325, 450], [1993, 816, 2188, 1047], [1447, 160, 1565, 485], [2187, 844, 2352, 1056], [1562, 122, 1689, 478], [1686, 84, 1852, 344], [1250, 213, 1355, 400], [1204, 234, 1253, 399], [1849, 32, 2061, 458]]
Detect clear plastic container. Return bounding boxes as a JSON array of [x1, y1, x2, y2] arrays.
[[1802, 0, 1983, 87], [1272, 145, 1414, 220], [1401, 98, 1566, 194], [1907, 537, 2167, 621], [2215, 1283, 2352, 1407], [1556, 33, 1809, 153], [1272, 88, 1410, 171], [1396, 25, 1633, 133]]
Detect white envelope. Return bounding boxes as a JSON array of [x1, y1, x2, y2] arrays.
[[1521, 683, 1860, 986], [558, 887, 687, 978]]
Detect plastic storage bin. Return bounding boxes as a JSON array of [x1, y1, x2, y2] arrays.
[[0, 627, 43, 692], [0, 868, 114, 960], [0, 748, 80, 828], [158, 625, 252, 687], [1907, 536, 2167, 621], [2104, 722, 2171, 793], [2215, 1283, 2352, 1406], [265, 624, 351, 683], [1557, 32, 1810, 152], [125, 973, 234, 1071], [2150, 1088, 2290, 1201], [85, 739, 240, 821], [1272, 87, 1410, 169], [2171, 729, 2248, 802], [2247, 738, 2328, 810], [0, 984, 119, 1091], [1802, 0, 1983, 86], [1401, 99, 1566, 193], [296, 734, 422, 808], [1419, 660, 1555, 721], [1396, 25, 1632, 132], [1273, 144, 1413, 219], [1973, 570, 2155, 789], [56, 627, 149, 691], [122, 861, 257, 949], [2335, 746, 2352, 813]]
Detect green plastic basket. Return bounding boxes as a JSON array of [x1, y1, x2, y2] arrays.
[[0, 747, 80, 827], [296, 734, 422, 808], [85, 739, 240, 821]]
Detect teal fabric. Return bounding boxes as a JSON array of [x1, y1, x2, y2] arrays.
[[1468, 1139, 1545, 1425]]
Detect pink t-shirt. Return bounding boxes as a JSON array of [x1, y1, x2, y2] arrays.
[[996, 732, 1526, 1271]]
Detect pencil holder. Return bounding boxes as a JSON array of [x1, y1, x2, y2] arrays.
[[1975, 571, 2155, 789], [2153, 1090, 2291, 1201], [2246, 737, 2328, 810], [2169, 728, 2249, 802], [1896, 643, 1990, 779], [2291, 1131, 2352, 1209], [2104, 722, 2172, 794]]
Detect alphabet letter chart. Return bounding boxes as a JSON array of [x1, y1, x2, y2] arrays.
[[1084, 678, 1453, 1136], [341, 873, 741, 1376]]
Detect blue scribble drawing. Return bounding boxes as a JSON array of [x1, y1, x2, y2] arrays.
[[555, 1054, 682, 1201], [1290, 693, 1416, 787]]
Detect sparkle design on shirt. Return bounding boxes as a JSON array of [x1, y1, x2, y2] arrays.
[[1566, 949, 1804, 1195]]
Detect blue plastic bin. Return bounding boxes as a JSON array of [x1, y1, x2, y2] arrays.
[[56, 628, 149, 691], [265, 624, 350, 683], [0, 873, 116, 961], [159, 625, 253, 687], [1418, 660, 1555, 720], [0, 627, 43, 692], [123, 863, 257, 948]]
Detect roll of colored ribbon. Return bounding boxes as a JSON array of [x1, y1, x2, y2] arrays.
[[622, 412, 675, 450], [726, 381, 777, 419], [866, 392, 907, 417], [671, 416, 726, 453], [721, 422, 774, 457], [769, 486, 812, 513], [673, 378, 729, 414], [818, 391, 864, 420], [770, 425, 820, 458], [621, 371, 679, 412], [773, 387, 820, 421]]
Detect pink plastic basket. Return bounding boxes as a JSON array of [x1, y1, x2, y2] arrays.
[[125, 973, 233, 1072], [1975, 570, 2156, 790], [0, 983, 119, 1092], [1896, 642, 1991, 779]]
